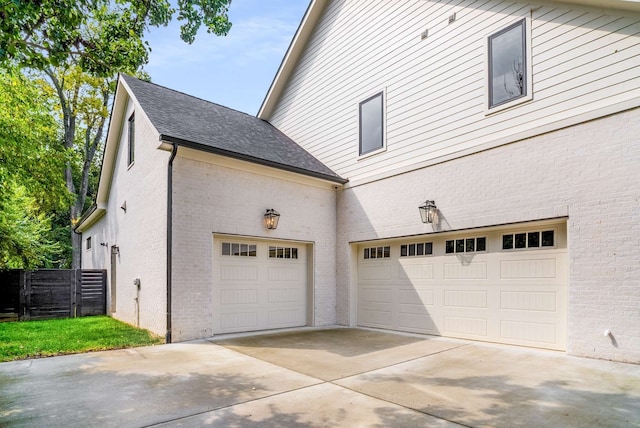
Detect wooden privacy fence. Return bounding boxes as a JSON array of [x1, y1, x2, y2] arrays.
[[0, 269, 107, 321]]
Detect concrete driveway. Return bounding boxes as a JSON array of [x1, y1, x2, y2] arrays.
[[1, 328, 638, 427]]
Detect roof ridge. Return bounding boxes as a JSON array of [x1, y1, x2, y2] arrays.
[[120, 73, 261, 120]]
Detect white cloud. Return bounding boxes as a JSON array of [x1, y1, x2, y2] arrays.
[[141, 1, 308, 114]]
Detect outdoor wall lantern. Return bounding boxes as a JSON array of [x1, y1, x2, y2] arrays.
[[264, 208, 280, 230], [419, 200, 437, 224]]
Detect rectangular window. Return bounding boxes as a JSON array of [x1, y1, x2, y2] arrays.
[[502, 230, 555, 250], [269, 246, 298, 259], [222, 242, 257, 257], [541, 230, 555, 247], [86, 236, 92, 250], [363, 246, 391, 260], [488, 18, 528, 109], [400, 242, 433, 257], [359, 92, 384, 156], [446, 237, 486, 254], [128, 113, 135, 166]]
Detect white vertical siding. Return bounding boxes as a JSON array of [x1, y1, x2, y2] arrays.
[[268, 0, 640, 182]]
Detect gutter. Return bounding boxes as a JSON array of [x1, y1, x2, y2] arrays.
[[166, 144, 178, 343], [161, 135, 347, 185]]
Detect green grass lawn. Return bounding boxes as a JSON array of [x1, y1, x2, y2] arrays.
[[0, 316, 164, 362]]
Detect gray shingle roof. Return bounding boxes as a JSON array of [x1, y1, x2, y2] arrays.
[[121, 74, 346, 183]]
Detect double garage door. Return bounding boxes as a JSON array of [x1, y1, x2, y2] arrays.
[[358, 222, 568, 350], [212, 236, 308, 334]]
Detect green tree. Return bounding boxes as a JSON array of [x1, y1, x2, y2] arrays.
[[44, 65, 114, 269], [0, 0, 232, 76], [0, 67, 71, 268], [2, 0, 232, 268]]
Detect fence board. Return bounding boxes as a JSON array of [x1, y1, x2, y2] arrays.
[[0, 270, 21, 321], [0, 269, 106, 321], [78, 270, 107, 316]]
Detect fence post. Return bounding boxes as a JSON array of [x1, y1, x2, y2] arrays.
[[22, 271, 31, 320], [72, 269, 79, 318], [101, 270, 107, 314]]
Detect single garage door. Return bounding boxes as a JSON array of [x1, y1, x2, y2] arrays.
[[213, 236, 308, 334], [358, 221, 567, 350]]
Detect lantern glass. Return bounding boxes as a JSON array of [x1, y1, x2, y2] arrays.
[[264, 209, 280, 229], [419, 200, 436, 224]]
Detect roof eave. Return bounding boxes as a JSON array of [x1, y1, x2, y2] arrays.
[[257, 0, 329, 120], [161, 135, 348, 185], [75, 203, 107, 232]]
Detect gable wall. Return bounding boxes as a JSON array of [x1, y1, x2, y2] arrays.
[[81, 98, 170, 337], [268, 0, 640, 183], [170, 149, 337, 341]]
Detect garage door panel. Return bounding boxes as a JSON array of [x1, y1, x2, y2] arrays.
[[399, 313, 438, 332], [444, 262, 487, 279], [444, 316, 488, 337], [220, 264, 259, 281], [267, 288, 302, 303], [399, 262, 434, 280], [220, 288, 258, 305], [359, 309, 392, 326], [443, 290, 488, 308], [399, 288, 434, 305], [360, 264, 392, 280], [267, 309, 305, 327], [500, 258, 558, 279], [500, 320, 558, 345], [268, 266, 302, 281], [500, 290, 558, 311], [220, 311, 258, 330], [360, 287, 393, 303]]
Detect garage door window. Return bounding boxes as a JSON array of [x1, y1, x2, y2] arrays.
[[364, 246, 390, 259], [502, 230, 554, 250], [400, 242, 433, 257], [269, 246, 298, 259], [445, 237, 486, 254], [222, 242, 257, 257]]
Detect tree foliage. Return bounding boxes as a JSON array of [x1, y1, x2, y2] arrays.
[[1, 0, 232, 269], [0, 0, 232, 75], [0, 68, 71, 268]]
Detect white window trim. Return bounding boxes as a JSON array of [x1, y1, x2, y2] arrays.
[[127, 112, 135, 168], [357, 88, 387, 160], [484, 15, 533, 115]]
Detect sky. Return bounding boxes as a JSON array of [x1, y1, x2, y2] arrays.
[[142, 1, 309, 116]]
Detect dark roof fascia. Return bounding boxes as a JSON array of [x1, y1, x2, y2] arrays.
[[161, 135, 348, 185]]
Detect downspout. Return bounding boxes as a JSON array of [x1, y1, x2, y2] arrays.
[[166, 144, 178, 343]]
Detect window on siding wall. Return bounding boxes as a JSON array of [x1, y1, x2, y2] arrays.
[[359, 92, 384, 156], [86, 236, 92, 250], [128, 113, 135, 166], [488, 18, 528, 109]]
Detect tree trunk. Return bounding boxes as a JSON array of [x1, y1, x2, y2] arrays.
[[70, 202, 83, 269], [71, 227, 82, 270]]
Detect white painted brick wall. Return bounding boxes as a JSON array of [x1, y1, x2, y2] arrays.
[[82, 99, 169, 337], [337, 108, 640, 363], [170, 151, 337, 341]]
